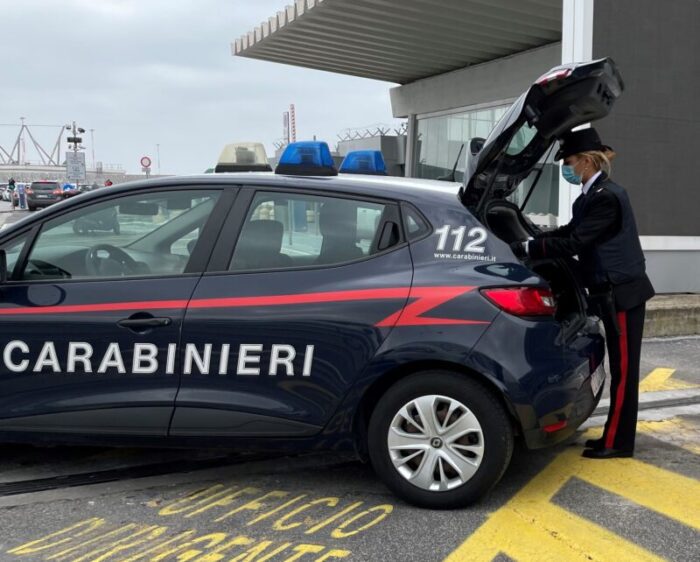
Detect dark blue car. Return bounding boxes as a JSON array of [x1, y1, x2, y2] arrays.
[[0, 59, 621, 508]]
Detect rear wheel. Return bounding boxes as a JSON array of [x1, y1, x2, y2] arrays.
[[368, 371, 513, 509]]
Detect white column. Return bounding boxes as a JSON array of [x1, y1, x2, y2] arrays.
[[404, 114, 417, 177], [557, 0, 594, 225]]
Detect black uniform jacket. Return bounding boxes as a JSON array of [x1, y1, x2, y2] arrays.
[[527, 174, 654, 310], [529, 176, 619, 259]]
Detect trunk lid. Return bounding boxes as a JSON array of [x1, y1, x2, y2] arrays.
[[460, 57, 624, 216]]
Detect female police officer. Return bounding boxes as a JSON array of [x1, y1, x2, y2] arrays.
[[516, 128, 655, 459]]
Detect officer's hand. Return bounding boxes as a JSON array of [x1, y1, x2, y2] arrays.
[[509, 241, 527, 259]]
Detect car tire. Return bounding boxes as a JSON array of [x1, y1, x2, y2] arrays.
[[368, 371, 513, 509], [28, 205, 35, 212]]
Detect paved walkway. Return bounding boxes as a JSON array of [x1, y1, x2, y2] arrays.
[[0, 200, 28, 229]]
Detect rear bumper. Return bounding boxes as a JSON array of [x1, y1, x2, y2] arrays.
[[469, 311, 606, 450], [27, 196, 61, 208], [522, 360, 605, 449]]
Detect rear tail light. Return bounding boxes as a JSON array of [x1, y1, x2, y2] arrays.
[[481, 287, 556, 317], [536, 68, 572, 86], [52, 189, 62, 195]]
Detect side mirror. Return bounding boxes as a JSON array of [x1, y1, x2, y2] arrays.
[[167, 194, 192, 211], [0, 249, 7, 284], [469, 137, 485, 156], [119, 202, 159, 216]]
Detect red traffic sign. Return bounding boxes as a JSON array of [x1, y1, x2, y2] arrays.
[[140, 156, 152, 168]]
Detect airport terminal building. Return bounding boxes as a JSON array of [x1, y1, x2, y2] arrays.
[[235, 0, 699, 293]]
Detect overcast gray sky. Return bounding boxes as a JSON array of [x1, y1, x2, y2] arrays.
[[0, 0, 401, 175]]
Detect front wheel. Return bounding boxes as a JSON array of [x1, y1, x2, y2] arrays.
[[368, 371, 514, 509]]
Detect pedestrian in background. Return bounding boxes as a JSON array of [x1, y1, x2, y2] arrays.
[[8, 177, 16, 210], [513, 128, 655, 459], [16, 182, 26, 210]]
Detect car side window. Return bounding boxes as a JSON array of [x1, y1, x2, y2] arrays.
[[19, 190, 220, 281], [402, 206, 431, 240], [1, 234, 29, 279], [229, 191, 390, 271]]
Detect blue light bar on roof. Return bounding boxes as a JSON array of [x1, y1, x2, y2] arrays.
[[275, 141, 337, 176], [339, 150, 388, 175]]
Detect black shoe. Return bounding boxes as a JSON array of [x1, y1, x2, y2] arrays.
[[582, 448, 633, 459], [584, 438, 604, 450]]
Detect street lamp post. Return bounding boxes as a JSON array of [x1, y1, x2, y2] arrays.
[[65, 121, 86, 185], [90, 128, 96, 170]]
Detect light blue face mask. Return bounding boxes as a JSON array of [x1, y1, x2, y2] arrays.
[[561, 165, 582, 185]]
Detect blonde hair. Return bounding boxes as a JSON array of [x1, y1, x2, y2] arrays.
[[579, 149, 616, 176]]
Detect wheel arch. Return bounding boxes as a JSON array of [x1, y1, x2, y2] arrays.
[[352, 360, 521, 459]]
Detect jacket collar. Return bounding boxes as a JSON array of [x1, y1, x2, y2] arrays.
[[582, 171, 603, 195]]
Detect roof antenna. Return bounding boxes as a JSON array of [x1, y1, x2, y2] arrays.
[[437, 143, 464, 182]]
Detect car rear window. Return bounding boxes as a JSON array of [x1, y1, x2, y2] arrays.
[[402, 205, 431, 240], [31, 182, 58, 191]]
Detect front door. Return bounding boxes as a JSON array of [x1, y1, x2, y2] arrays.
[[0, 187, 227, 437], [171, 187, 413, 438]]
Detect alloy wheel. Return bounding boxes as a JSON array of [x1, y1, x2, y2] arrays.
[[387, 395, 484, 492]]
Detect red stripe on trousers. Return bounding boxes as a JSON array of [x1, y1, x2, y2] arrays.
[[605, 310, 628, 449]]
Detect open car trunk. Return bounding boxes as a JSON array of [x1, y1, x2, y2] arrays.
[[483, 199, 590, 341], [460, 58, 625, 340]]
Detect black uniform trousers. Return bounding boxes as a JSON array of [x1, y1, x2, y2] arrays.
[[599, 302, 646, 452]]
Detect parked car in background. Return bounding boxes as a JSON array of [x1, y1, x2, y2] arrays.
[[20, 181, 64, 211], [61, 184, 82, 200], [1, 184, 17, 202]]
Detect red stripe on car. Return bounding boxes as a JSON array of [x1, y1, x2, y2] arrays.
[[0, 286, 489, 328]]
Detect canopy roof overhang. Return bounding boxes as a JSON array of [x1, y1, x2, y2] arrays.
[[233, 0, 562, 84]]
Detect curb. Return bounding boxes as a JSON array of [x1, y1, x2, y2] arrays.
[[593, 388, 700, 417], [644, 295, 700, 338]]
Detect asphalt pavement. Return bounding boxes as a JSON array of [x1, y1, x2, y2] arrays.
[[0, 201, 29, 229]]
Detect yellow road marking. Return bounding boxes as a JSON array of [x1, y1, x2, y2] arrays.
[[639, 368, 697, 392], [575, 454, 700, 530], [445, 444, 700, 562], [637, 418, 700, 456]]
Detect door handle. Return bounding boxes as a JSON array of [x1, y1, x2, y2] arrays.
[[118, 316, 172, 329]]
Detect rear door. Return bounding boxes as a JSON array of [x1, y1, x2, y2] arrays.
[[0, 187, 232, 436], [171, 186, 413, 438]]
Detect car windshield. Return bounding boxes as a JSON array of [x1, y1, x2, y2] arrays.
[[504, 122, 538, 156]]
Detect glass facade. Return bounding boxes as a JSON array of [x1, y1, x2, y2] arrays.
[[414, 106, 507, 182], [414, 105, 560, 222], [507, 159, 560, 225]]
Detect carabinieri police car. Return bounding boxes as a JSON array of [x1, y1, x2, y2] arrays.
[[0, 58, 621, 508]]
